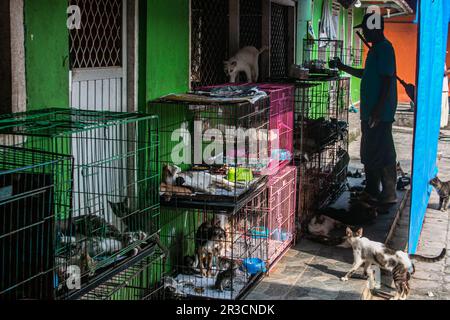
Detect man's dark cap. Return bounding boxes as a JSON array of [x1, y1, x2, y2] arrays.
[[354, 12, 385, 30]]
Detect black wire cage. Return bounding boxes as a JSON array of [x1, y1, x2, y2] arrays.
[[303, 39, 344, 76], [0, 108, 160, 299], [78, 247, 166, 300], [158, 186, 269, 301], [293, 77, 350, 225], [0, 146, 73, 300], [148, 95, 271, 213]]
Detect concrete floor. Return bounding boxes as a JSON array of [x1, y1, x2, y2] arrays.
[[245, 128, 413, 300], [372, 129, 450, 300]]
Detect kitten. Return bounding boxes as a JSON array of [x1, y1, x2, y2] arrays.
[[307, 215, 344, 237], [430, 176, 450, 212], [181, 255, 201, 275], [224, 46, 268, 83], [341, 227, 446, 300], [215, 259, 241, 292], [195, 219, 227, 277]]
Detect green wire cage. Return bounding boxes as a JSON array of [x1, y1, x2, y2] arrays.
[[0, 146, 73, 300], [0, 108, 160, 299]]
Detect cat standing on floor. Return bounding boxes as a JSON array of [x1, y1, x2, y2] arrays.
[[430, 176, 450, 212], [341, 227, 446, 300], [224, 46, 268, 83]]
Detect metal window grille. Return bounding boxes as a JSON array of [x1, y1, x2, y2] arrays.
[[191, 0, 229, 88], [239, 0, 262, 49], [158, 186, 269, 301], [0, 146, 73, 300], [270, 3, 289, 78], [69, 0, 123, 69], [0, 108, 160, 299]]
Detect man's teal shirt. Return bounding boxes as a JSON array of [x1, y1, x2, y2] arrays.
[[360, 38, 398, 122]]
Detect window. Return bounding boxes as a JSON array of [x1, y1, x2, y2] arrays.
[[0, 0, 12, 114]]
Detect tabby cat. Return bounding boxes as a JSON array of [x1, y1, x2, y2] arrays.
[[430, 176, 450, 212]]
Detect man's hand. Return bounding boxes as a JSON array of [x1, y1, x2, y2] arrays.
[[329, 57, 343, 70]]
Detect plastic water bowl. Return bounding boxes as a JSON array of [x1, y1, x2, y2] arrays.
[[241, 258, 267, 276]]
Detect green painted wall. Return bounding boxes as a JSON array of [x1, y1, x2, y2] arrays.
[[351, 8, 365, 104], [24, 0, 69, 111], [145, 0, 190, 102], [309, 0, 364, 106]]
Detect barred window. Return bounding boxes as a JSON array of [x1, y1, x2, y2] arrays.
[[69, 0, 123, 69]]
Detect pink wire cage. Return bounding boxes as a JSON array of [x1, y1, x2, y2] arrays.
[[266, 165, 297, 268], [198, 83, 295, 176]]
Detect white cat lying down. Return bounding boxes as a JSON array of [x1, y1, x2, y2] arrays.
[[163, 164, 247, 194]]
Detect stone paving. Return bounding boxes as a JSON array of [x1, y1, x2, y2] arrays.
[[245, 129, 413, 300], [374, 130, 450, 300]]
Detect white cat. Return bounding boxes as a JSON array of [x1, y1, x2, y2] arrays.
[[163, 164, 245, 194], [224, 46, 268, 83]]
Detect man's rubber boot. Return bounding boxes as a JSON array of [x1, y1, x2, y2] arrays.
[[379, 164, 398, 205], [359, 167, 381, 204]]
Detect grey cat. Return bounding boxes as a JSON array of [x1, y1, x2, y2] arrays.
[[215, 259, 241, 292], [430, 176, 450, 212]]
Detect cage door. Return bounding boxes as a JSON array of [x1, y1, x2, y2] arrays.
[[69, 0, 129, 227], [69, 0, 127, 112]]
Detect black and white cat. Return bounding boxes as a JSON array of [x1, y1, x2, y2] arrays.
[[224, 46, 268, 83], [341, 227, 446, 300], [430, 176, 450, 212], [163, 164, 245, 194]]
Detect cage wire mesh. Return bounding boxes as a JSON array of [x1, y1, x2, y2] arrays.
[[148, 96, 271, 213], [79, 248, 165, 300], [69, 0, 123, 69], [270, 3, 289, 79], [191, 0, 230, 88], [303, 39, 343, 76], [267, 165, 296, 267], [158, 186, 269, 301], [293, 77, 350, 226], [0, 146, 73, 300], [0, 108, 160, 298]]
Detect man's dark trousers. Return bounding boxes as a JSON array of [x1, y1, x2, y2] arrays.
[[360, 121, 397, 202]]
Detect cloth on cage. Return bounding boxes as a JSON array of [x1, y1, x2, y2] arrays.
[[193, 86, 268, 104], [161, 86, 267, 105], [318, 0, 337, 47]]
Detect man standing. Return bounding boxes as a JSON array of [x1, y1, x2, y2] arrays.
[[331, 12, 398, 205]]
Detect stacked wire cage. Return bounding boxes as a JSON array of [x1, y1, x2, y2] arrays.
[[79, 247, 166, 300], [195, 83, 297, 271], [303, 39, 344, 76], [294, 77, 351, 228], [0, 146, 73, 300], [148, 94, 271, 300], [159, 186, 269, 300], [0, 109, 160, 299]]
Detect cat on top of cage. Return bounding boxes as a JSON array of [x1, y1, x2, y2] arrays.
[[224, 46, 269, 83]]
